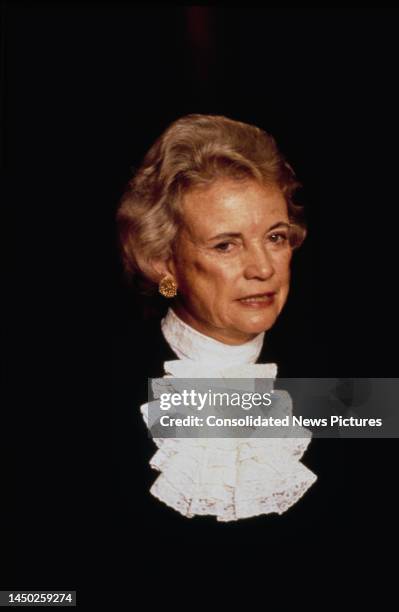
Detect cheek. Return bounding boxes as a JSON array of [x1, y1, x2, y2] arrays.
[[277, 252, 292, 282], [176, 258, 239, 319], [272, 255, 291, 292], [177, 254, 234, 292], [277, 259, 291, 304]]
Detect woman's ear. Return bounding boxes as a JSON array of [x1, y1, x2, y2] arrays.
[[145, 256, 177, 283]]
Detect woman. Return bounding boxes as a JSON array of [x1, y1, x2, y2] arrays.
[[115, 113, 317, 521]]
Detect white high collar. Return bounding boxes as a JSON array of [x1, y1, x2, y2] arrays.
[[161, 308, 265, 367]]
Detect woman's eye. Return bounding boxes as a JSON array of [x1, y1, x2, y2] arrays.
[[214, 242, 234, 252], [267, 232, 288, 246]]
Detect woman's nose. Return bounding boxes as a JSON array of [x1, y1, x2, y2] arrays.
[[243, 243, 275, 280]]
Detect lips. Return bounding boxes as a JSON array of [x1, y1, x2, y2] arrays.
[[238, 292, 276, 302]]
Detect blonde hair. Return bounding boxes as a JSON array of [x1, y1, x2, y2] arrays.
[[117, 114, 306, 295]]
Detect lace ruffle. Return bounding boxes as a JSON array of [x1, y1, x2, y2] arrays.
[[147, 436, 317, 521], [140, 352, 317, 521]]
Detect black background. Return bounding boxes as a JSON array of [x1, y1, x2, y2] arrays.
[[4, 3, 398, 599]]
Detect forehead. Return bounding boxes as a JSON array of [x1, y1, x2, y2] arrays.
[[180, 179, 288, 237]]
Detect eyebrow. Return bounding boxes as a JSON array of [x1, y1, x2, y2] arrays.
[[208, 221, 290, 241]]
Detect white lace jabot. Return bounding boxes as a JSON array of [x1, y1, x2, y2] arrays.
[[139, 307, 317, 522]]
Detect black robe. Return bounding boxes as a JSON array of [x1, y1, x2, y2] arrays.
[[73, 316, 394, 599]]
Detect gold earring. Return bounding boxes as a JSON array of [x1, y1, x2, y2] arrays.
[[159, 276, 177, 298]]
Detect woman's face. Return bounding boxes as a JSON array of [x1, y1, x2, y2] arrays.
[[167, 178, 293, 345]]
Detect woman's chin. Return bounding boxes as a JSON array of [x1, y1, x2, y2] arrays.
[[231, 306, 279, 335], [228, 317, 277, 342]]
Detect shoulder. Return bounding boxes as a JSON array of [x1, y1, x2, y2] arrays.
[[112, 315, 178, 389], [258, 329, 334, 378]]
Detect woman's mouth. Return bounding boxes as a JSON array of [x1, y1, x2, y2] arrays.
[[237, 292, 276, 307]]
